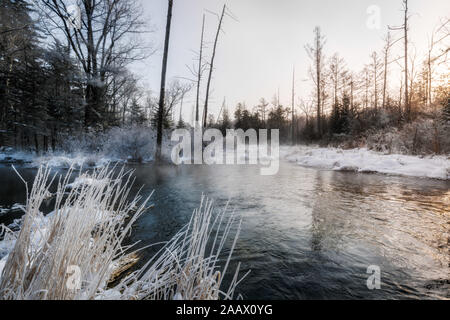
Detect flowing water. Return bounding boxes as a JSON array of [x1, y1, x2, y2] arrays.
[[0, 162, 448, 299]]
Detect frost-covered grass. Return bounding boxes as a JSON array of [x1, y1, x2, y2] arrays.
[[282, 145, 450, 180], [0, 166, 246, 300]]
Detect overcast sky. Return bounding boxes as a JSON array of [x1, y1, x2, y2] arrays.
[[132, 0, 449, 123]]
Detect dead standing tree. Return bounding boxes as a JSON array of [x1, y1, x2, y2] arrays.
[[203, 4, 227, 128], [370, 51, 383, 110], [389, 0, 410, 119], [291, 66, 296, 145], [380, 30, 403, 109], [156, 0, 173, 161], [425, 18, 449, 106], [382, 31, 393, 108], [177, 82, 194, 127], [195, 15, 206, 127], [305, 27, 326, 137], [329, 53, 346, 108], [362, 66, 370, 111], [184, 15, 207, 128]]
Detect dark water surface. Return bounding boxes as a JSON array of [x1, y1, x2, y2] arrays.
[[0, 162, 449, 299]]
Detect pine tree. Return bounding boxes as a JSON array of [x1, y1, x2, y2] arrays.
[[220, 107, 231, 135], [234, 103, 245, 129], [129, 99, 147, 126], [0, 0, 45, 150]]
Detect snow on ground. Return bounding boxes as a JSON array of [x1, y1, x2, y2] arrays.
[[0, 228, 16, 276], [32, 154, 114, 169], [0, 148, 114, 169], [1, 144, 449, 180], [0, 151, 124, 169], [0, 199, 116, 280], [0, 146, 173, 169], [0, 212, 54, 277], [65, 176, 110, 190], [0, 149, 34, 164], [0, 203, 24, 217], [281, 146, 450, 180]]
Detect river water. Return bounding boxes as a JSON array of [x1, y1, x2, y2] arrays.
[[0, 162, 448, 299]]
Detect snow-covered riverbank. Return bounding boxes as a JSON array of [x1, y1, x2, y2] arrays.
[[1, 145, 449, 180], [0, 150, 118, 168], [0, 127, 177, 168], [281, 146, 450, 180]]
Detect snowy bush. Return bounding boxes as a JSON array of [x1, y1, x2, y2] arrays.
[[56, 125, 176, 164], [366, 116, 450, 155], [61, 130, 108, 154], [102, 125, 156, 162]]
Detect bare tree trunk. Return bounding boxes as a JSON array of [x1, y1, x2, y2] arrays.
[[382, 32, 392, 109], [84, 0, 101, 129], [374, 59, 378, 110], [291, 66, 296, 145], [3, 58, 13, 125], [365, 69, 369, 111], [427, 53, 432, 106], [203, 5, 226, 128], [371, 52, 380, 111], [40, 0, 148, 131], [156, 0, 174, 161], [404, 0, 410, 119], [51, 126, 57, 152], [34, 133, 39, 155], [195, 15, 205, 127], [314, 28, 322, 136], [43, 135, 48, 153], [179, 96, 184, 124], [350, 76, 354, 111], [305, 28, 324, 135]]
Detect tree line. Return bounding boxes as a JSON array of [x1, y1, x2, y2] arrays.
[[206, 0, 449, 153], [0, 0, 158, 152], [0, 0, 448, 156]]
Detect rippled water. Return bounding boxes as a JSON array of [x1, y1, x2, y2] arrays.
[[0, 162, 449, 299]]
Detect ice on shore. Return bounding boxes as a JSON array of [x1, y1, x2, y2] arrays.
[[281, 146, 450, 180]]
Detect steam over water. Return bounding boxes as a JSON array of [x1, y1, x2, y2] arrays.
[[1, 162, 448, 299]]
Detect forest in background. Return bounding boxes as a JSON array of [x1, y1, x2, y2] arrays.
[[0, 0, 449, 160]]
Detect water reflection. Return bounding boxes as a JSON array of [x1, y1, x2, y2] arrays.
[[0, 163, 448, 299]]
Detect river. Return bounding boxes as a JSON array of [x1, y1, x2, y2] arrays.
[[0, 161, 448, 299]]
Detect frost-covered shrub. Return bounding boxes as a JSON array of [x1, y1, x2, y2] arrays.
[[61, 130, 108, 154], [58, 126, 177, 163], [366, 127, 408, 154], [102, 125, 156, 162], [102, 126, 177, 162], [366, 116, 449, 155], [350, 108, 401, 136]]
